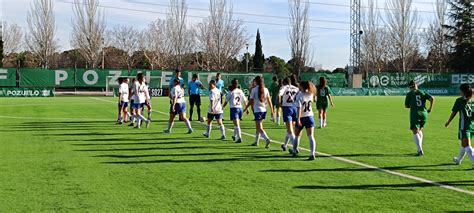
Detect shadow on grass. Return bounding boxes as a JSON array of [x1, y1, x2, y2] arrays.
[[101, 154, 295, 164], [72, 141, 188, 146], [294, 180, 474, 190], [261, 163, 458, 173]]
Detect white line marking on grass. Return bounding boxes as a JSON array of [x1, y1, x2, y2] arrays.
[[91, 97, 474, 196], [0, 115, 108, 121]]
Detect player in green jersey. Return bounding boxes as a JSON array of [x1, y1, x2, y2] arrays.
[[316, 77, 334, 128], [444, 83, 474, 169], [269, 76, 281, 125], [404, 80, 434, 156]]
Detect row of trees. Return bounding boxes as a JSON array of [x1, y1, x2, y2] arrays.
[[2, 0, 315, 77], [361, 0, 474, 74]]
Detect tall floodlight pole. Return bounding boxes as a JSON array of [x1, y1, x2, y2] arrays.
[[350, 0, 362, 75]]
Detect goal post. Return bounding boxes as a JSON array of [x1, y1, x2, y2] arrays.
[[105, 76, 163, 97]]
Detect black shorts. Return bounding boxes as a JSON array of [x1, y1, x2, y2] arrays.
[[190, 94, 201, 106]]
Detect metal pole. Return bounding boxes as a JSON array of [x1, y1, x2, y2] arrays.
[[101, 38, 105, 69], [245, 43, 249, 72]]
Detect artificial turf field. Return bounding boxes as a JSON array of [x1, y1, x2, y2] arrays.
[[1, 96, 474, 211]]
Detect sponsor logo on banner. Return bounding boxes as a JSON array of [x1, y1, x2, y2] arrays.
[[0, 88, 55, 97], [451, 74, 474, 85]]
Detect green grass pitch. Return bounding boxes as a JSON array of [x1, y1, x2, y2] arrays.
[[1, 96, 474, 211]]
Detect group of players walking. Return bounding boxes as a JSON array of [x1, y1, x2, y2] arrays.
[[114, 70, 474, 167]]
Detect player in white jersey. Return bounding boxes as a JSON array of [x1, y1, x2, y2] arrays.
[[117, 77, 130, 124], [203, 80, 226, 140], [223, 79, 247, 143], [278, 77, 299, 151], [244, 76, 274, 148], [289, 81, 317, 160], [143, 82, 153, 126], [164, 78, 193, 134], [129, 73, 150, 129]]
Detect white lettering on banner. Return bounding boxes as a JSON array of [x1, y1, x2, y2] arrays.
[[55, 70, 68, 85], [452, 74, 474, 84], [0, 69, 7, 80], [380, 75, 390, 86], [108, 71, 122, 86], [83, 70, 99, 85], [161, 71, 173, 87]]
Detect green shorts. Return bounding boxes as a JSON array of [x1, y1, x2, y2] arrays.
[[316, 101, 328, 110], [458, 130, 474, 139], [410, 112, 427, 130], [272, 96, 280, 108]]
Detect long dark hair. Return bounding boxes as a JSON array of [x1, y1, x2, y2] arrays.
[[318, 76, 327, 89], [460, 83, 472, 99], [282, 77, 290, 86], [290, 74, 298, 87], [117, 77, 124, 84], [137, 73, 144, 83], [255, 76, 265, 102], [230, 79, 238, 91]]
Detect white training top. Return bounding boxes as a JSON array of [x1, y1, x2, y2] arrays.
[[208, 88, 223, 114], [132, 81, 147, 104], [144, 84, 150, 100], [226, 88, 247, 109], [279, 85, 299, 107], [250, 86, 270, 113], [171, 85, 186, 104], [296, 92, 314, 118], [119, 83, 129, 102]]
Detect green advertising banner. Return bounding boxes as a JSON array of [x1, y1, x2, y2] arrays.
[[301, 72, 347, 87], [0, 88, 55, 97], [20, 68, 75, 87], [368, 73, 451, 88], [0, 68, 17, 86]]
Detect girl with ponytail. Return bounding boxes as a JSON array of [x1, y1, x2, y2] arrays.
[[445, 83, 474, 169], [289, 81, 317, 160], [244, 76, 274, 148], [316, 76, 334, 128]]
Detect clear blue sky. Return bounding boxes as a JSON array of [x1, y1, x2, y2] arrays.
[[2, 0, 436, 70]]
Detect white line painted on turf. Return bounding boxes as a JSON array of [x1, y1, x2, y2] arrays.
[[0, 115, 108, 121], [91, 97, 474, 196]]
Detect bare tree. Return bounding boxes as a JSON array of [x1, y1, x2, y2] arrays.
[[384, 0, 420, 73], [288, 0, 310, 77], [361, 0, 388, 75], [25, 0, 58, 68], [166, 0, 194, 68], [196, 0, 247, 71], [71, 0, 106, 69], [2, 22, 23, 55], [139, 19, 169, 70], [110, 25, 139, 71], [424, 0, 449, 72]]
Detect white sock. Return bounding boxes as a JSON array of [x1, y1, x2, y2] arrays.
[[233, 127, 238, 138], [457, 146, 466, 161], [131, 115, 136, 124], [293, 135, 301, 150], [236, 126, 242, 139], [323, 119, 327, 126], [284, 133, 290, 146], [137, 116, 142, 126], [219, 125, 225, 137], [185, 119, 192, 130], [319, 119, 323, 128], [277, 116, 280, 125], [261, 130, 270, 141], [308, 134, 316, 156], [464, 146, 474, 163], [127, 112, 132, 117], [413, 133, 422, 152], [206, 124, 212, 135], [255, 132, 260, 143], [139, 114, 147, 121], [167, 121, 174, 131]]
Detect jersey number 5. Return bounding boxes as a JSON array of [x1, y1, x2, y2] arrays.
[[415, 95, 422, 107]]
